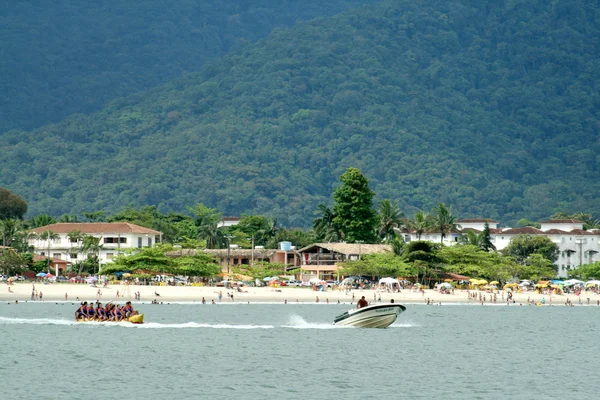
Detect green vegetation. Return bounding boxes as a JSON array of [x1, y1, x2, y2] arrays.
[[502, 235, 560, 265], [0, 188, 27, 220], [0, 0, 377, 133], [332, 168, 378, 243], [2, 0, 600, 225], [568, 262, 600, 280], [99, 245, 220, 277]]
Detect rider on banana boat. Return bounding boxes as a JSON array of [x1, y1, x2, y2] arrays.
[[75, 302, 88, 320], [96, 303, 106, 321], [86, 303, 96, 319], [123, 301, 139, 317], [106, 303, 116, 321], [114, 305, 124, 322]]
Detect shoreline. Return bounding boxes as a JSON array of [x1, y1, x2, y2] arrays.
[[2, 282, 598, 307]]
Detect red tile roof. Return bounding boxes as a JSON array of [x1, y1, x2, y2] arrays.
[[569, 229, 598, 236], [543, 229, 569, 234], [460, 228, 481, 233], [540, 219, 583, 224], [501, 227, 545, 235], [30, 222, 161, 235]]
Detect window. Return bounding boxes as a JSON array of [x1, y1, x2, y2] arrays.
[[70, 237, 79, 243], [53, 253, 61, 259], [104, 237, 126, 244], [147, 237, 152, 247], [40, 252, 46, 256], [70, 253, 77, 259], [137, 237, 142, 248]]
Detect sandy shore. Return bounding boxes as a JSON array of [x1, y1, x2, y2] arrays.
[[2, 281, 599, 306]]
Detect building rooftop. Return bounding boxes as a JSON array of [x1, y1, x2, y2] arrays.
[[501, 227, 545, 235], [297, 243, 391, 254], [30, 222, 162, 235], [539, 219, 584, 224]]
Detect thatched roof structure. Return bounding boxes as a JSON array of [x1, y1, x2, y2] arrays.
[[297, 243, 391, 255], [165, 248, 278, 258]]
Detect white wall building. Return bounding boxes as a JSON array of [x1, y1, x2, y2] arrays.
[[29, 222, 162, 269], [399, 218, 600, 278]]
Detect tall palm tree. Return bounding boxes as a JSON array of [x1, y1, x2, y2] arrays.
[[66, 230, 85, 272], [191, 204, 224, 249], [460, 230, 481, 247], [312, 204, 342, 242], [377, 199, 404, 242], [431, 203, 461, 243], [30, 214, 56, 228], [82, 235, 103, 275], [255, 218, 278, 245], [38, 230, 60, 273], [0, 218, 20, 247], [406, 210, 431, 240]]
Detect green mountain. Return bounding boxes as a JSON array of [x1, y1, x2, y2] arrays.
[[2, 0, 599, 227], [0, 0, 379, 133]]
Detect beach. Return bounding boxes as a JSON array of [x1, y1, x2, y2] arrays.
[[2, 281, 598, 306]]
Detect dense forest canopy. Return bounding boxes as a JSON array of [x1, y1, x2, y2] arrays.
[[0, 0, 379, 133], [2, 0, 599, 227]]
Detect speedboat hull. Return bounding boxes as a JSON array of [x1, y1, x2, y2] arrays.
[[334, 304, 405, 328]]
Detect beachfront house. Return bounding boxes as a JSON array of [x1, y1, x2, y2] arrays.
[[398, 218, 600, 278], [165, 243, 299, 277], [28, 223, 163, 274], [297, 243, 392, 282]]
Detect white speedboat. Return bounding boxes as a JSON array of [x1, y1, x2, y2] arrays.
[[333, 303, 406, 328]]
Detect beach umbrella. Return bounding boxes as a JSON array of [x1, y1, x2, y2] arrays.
[[443, 279, 454, 282], [122, 273, 132, 278], [490, 281, 499, 285], [309, 277, 323, 284], [46, 273, 54, 278], [439, 282, 452, 289], [379, 277, 399, 284], [36, 272, 47, 277]]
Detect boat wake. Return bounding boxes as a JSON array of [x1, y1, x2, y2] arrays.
[[132, 322, 275, 329], [281, 314, 348, 329], [0, 315, 415, 329], [0, 316, 275, 329]]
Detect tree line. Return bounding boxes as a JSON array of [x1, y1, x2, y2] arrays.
[[2, 167, 600, 282]]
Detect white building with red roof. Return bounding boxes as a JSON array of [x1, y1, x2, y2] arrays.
[[29, 222, 162, 268], [398, 218, 600, 277]]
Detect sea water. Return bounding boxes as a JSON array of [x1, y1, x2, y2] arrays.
[[1, 302, 598, 399]]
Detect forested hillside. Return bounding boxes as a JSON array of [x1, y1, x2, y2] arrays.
[[2, 0, 599, 227], [0, 0, 379, 133]]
